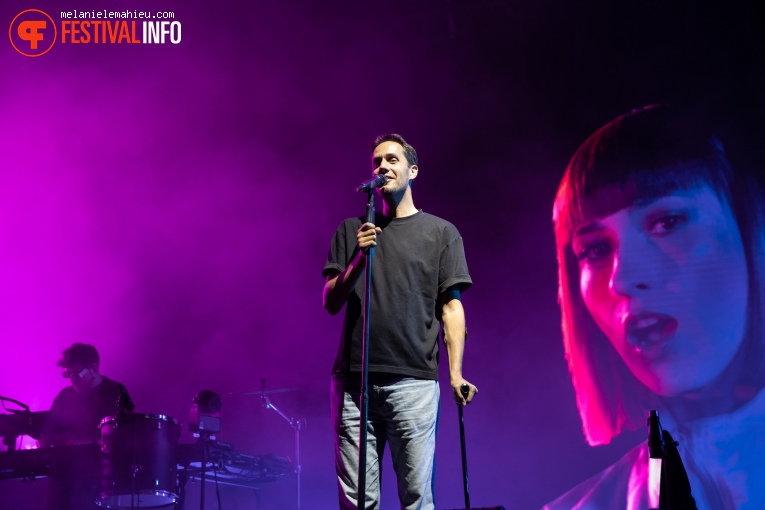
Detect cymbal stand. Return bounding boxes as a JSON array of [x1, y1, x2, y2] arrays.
[[189, 432, 217, 510], [260, 385, 304, 510]]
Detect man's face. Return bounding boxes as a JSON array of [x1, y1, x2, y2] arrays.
[[572, 185, 748, 396], [371, 141, 418, 197], [63, 365, 98, 393]]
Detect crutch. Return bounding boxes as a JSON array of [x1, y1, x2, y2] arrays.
[[457, 383, 471, 509]]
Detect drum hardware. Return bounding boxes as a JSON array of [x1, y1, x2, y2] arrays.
[[189, 390, 222, 438], [186, 390, 224, 510], [175, 441, 289, 510], [115, 384, 135, 415], [3, 391, 292, 508], [232, 378, 304, 510], [229, 386, 295, 396]]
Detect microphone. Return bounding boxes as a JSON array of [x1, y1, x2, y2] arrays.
[[116, 384, 135, 413], [356, 174, 387, 192], [647, 410, 664, 510], [648, 409, 664, 459]]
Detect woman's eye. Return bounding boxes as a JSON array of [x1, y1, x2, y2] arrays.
[[577, 241, 614, 263], [648, 213, 687, 235]]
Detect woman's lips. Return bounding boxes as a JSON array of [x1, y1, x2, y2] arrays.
[[624, 313, 679, 358]]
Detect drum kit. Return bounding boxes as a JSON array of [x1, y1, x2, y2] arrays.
[[0, 381, 301, 509]]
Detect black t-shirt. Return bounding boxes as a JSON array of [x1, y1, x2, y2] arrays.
[[44, 376, 128, 445], [43, 377, 132, 510], [323, 211, 472, 379]]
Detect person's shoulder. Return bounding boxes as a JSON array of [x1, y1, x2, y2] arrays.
[[542, 444, 645, 510], [103, 375, 126, 386], [344, 216, 365, 225], [52, 385, 76, 402], [98, 376, 125, 392], [418, 210, 449, 224], [417, 211, 461, 232], [336, 216, 364, 231]]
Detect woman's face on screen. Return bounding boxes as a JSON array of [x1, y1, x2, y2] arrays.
[[572, 184, 748, 396]]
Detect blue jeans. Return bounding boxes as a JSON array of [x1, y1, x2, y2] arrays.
[[331, 373, 440, 510]]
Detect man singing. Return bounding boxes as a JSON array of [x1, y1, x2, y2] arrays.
[[322, 134, 477, 509]]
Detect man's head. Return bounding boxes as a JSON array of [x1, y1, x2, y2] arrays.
[[58, 343, 102, 393], [372, 134, 418, 168], [371, 134, 419, 196]]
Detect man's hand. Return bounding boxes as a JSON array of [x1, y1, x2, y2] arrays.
[[323, 222, 382, 315], [451, 378, 477, 406], [357, 222, 382, 253]]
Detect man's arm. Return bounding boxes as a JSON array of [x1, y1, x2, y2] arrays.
[[39, 392, 71, 447], [322, 222, 381, 315], [440, 287, 477, 405]]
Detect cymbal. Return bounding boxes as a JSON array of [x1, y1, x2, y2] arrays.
[[229, 387, 295, 396]]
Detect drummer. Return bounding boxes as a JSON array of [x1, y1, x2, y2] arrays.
[[41, 342, 133, 510]]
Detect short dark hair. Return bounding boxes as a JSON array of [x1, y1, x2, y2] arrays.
[[372, 133, 418, 167], [57, 343, 100, 369]]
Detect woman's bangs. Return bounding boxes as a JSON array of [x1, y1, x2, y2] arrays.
[[553, 106, 733, 244], [557, 163, 714, 241]]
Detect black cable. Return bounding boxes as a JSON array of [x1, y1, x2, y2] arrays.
[[214, 466, 222, 509], [131, 418, 137, 510], [0, 395, 30, 412]]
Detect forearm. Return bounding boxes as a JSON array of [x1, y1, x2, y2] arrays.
[[441, 298, 467, 382], [323, 251, 366, 315]]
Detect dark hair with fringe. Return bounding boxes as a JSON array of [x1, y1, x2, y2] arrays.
[[57, 343, 100, 369], [553, 105, 765, 445], [372, 133, 418, 167]]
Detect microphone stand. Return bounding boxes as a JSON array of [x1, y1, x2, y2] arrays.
[[114, 384, 136, 510], [357, 190, 375, 510], [200, 438, 208, 510]]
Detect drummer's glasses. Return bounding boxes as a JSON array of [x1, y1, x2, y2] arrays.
[[62, 367, 89, 379]]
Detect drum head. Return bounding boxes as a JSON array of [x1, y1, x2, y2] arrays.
[[98, 491, 177, 509]]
